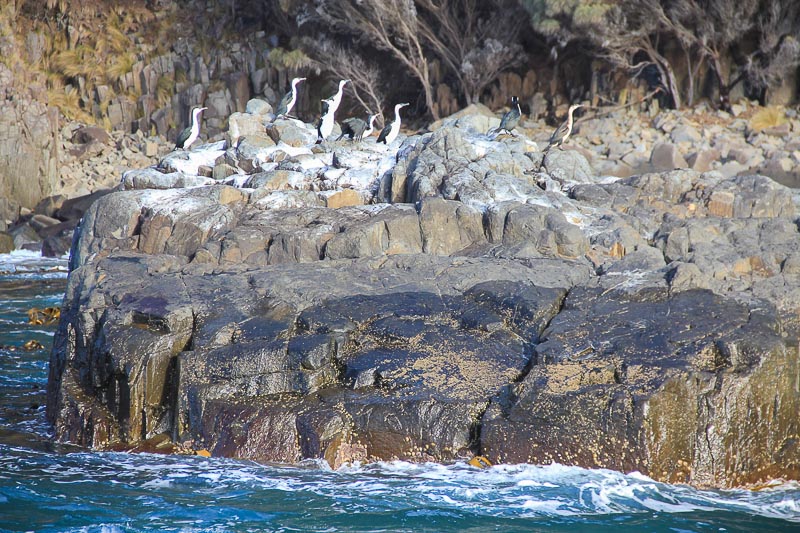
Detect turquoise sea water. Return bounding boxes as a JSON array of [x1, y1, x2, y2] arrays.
[[1, 250, 799, 533]]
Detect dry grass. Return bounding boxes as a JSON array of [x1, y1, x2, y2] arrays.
[[47, 85, 92, 122], [156, 75, 175, 107], [749, 106, 786, 132]]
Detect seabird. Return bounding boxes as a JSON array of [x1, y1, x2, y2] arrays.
[[337, 113, 378, 141], [496, 95, 522, 134], [275, 77, 306, 118], [317, 98, 337, 142], [325, 79, 350, 116], [547, 103, 583, 151], [377, 103, 409, 144], [175, 106, 207, 150]]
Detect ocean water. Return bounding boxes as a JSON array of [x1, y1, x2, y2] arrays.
[[1, 250, 799, 533]]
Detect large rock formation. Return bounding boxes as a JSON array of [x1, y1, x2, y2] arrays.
[[47, 103, 800, 488], [0, 95, 59, 209]]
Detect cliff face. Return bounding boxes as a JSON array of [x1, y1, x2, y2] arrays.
[[46, 103, 800, 488], [0, 92, 58, 210], [0, 1, 298, 209]]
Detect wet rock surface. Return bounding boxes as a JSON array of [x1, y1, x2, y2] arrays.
[[46, 103, 800, 488]]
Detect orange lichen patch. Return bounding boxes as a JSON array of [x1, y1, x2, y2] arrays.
[[609, 242, 626, 259], [468, 456, 493, 468], [22, 340, 44, 351], [732, 256, 776, 277], [707, 191, 735, 217], [195, 449, 212, 457]]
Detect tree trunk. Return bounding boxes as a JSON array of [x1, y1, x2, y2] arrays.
[[422, 72, 440, 121], [645, 43, 682, 109]]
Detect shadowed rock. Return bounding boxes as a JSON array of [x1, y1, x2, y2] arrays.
[[45, 113, 800, 488]]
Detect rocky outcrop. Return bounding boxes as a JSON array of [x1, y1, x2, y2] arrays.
[[0, 96, 59, 209], [47, 104, 800, 488]]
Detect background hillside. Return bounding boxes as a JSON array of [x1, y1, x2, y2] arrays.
[[0, 0, 798, 210]]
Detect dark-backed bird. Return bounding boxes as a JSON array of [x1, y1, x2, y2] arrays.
[[377, 103, 409, 144], [175, 106, 207, 150], [275, 77, 306, 118], [337, 114, 377, 141], [317, 98, 337, 142], [497, 95, 522, 134], [547, 103, 583, 151]]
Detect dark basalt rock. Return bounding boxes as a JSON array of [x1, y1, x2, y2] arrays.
[[45, 122, 800, 488], [481, 286, 798, 487]]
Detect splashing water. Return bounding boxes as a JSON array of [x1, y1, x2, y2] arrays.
[[1, 252, 798, 532]]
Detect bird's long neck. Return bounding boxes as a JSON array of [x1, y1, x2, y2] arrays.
[[365, 116, 376, 136], [393, 106, 402, 126], [191, 111, 201, 134], [331, 84, 345, 109], [566, 108, 575, 129]]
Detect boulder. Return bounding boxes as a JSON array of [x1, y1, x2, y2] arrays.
[[121, 168, 216, 190], [245, 98, 272, 116], [650, 142, 688, 171], [686, 149, 720, 172], [0, 231, 13, 253], [228, 112, 268, 145], [540, 148, 595, 183], [266, 119, 317, 147], [71, 126, 112, 145]]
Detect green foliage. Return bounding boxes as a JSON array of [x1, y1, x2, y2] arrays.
[[269, 48, 314, 70], [522, 0, 613, 37]]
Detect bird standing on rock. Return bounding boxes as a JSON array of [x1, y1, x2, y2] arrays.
[[275, 77, 306, 119], [547, 103, 583, 151], [337, 114, 378, 141], [377, 103, 409, 144], [497, 95, 522, 134], [316, 80, 350, 143], [317, 98, 337, 142], [175, 106, 207, 150]]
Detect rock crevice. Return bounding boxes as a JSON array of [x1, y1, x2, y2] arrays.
[[46, 106, 800, 488]]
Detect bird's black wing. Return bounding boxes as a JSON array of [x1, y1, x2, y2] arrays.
[[275, 90, 292, 116], [175, 126, 192, 149], [549, 122, 569, 145], [499, 109, 520, 131], [376, 124, 391, 143], [337, 119, 356, 140]]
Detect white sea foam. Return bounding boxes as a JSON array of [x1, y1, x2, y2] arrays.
[[6, 447, 800, 525], [0, 250, 69, 275]]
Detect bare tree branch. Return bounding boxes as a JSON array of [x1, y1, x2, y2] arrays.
[[314, 0, 438, 118], [303, 37, 385, 121]]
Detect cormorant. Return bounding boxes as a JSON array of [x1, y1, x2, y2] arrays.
[[275, 77, 306, 118], [377, 103, 409, 144], [497, 95, 522, 134], [325, 79, 350, 116], [337, 113, 378, 141], [317, 98, 337, 142], [547, 104, 583, 151], [175, 106, 207, 150]]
